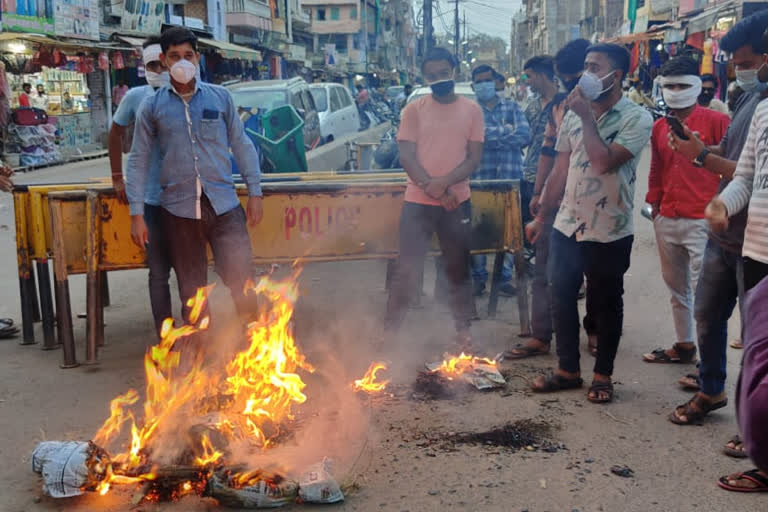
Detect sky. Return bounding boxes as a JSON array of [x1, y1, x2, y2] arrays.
[[431, 0, 523, 47]]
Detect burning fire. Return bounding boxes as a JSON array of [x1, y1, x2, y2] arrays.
[[431, 353, 498, 380], [91, 274, 315, 495], [353, 362, 389, 393]]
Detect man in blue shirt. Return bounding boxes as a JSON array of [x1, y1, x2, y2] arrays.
[[110, 36, 172, 337], [126, 27, 263, 325], [469, 64, 530, 297]]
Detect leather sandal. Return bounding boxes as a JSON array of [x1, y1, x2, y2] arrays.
[[668, 394, 727, 425]]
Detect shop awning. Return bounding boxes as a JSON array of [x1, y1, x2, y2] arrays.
[[685, 1, 736, 35], [198, 38, 261, 61], [607, 30, 665, 44], [0, 32, 132, 53], [115, 35, 147, 49]]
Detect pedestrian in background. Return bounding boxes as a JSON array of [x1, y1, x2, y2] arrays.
[[698, 73, 730, 115], [113, 36, 173, 338], [643, 57, 730, 372], [469, 63, 530, 298], [385, 47, 484, 350]]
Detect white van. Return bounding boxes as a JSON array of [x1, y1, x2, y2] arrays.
[[310, 83, 361, 142]]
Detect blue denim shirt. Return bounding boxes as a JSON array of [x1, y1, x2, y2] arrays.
[[126, 82, 261, 219]]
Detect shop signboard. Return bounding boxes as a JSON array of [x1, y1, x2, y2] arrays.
[[121, 0, 166, 34], [2, 0, 55, 34], [54, 0, 99, 40]]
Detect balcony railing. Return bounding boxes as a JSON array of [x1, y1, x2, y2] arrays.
[[227, 0, 271, 18]]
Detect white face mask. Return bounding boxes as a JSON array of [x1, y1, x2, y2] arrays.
[[145, 70, 170, 88], [578, 70, 615, 100], [736, 63, 768, 93], [170, 59, 197, 85], [662, 84, 701, 109]]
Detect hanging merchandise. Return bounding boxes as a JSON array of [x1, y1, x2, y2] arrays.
[[53, 49, 65, 67], [701, 38, 714, 75], [112, 51, 125, 70], [98, 52, 109, 71]]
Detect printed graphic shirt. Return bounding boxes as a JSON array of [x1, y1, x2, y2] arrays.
[[720, 98, 768, 264], [554, 97, 653, 243]]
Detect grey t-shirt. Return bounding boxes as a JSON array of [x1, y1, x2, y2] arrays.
[[710, 92, 761, 253]]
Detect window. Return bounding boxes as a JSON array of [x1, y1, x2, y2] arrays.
[[337, 86, 352, 108], [310, 88, 328, 112], [330, 87, 344, 112], [330, 7, 340, 20], [349, 6, 357, 19], [301, 90, 316, 112], [290, 91, 306, 115], [317, 8, 326, 20]]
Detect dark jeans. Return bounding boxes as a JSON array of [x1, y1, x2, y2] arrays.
[[386, 201, 473, 332], [161, 195, 255, 324], [583, 290, 597, 336], [695, 241, 744, 396], [530, 221, 552, 343], [144, 204, 174, 335], [549, 229, 633, 376], [744, 257, 768, 293]]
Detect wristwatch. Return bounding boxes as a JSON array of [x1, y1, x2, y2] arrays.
[[693, 148, 711, 168]]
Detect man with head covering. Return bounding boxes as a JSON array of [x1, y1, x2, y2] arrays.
[[109, 35, 172, 338]]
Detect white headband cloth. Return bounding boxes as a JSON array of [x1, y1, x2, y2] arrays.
[[142, 44, 162, 64], [658, 75, 702, 88]]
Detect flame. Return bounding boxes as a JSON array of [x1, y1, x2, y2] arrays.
[[194, 434, 223, 466], [353, 362, 389, 393], [432, 353, 497, 380], [91, 274, 314, 495]]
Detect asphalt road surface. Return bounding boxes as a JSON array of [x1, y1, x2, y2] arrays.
[[0, 151, 756, 511]]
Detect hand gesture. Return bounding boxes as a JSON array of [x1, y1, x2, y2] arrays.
[[131, 215, 149, 247], [440, 190, 460, 211], [112, 175, 128, 205], [705, 198, 729, 233], [667, 125, 704, 160], [425, 176, 449, 200], [525, 218, 544, 244], [567, 86, 592, 120], [246, 196, 264, 226]]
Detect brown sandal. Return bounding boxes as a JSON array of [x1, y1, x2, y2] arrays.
[[531, 372, 583, 393], [503, 344, 550, 360], [678, 373, 700, 391], [724, 435, 749, 459], [668, 394, 727, 425]]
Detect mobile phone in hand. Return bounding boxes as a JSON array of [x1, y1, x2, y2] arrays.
[[665, 114, 689, 140]]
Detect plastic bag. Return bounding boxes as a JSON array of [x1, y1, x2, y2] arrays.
[[32, 441, 109, 498]]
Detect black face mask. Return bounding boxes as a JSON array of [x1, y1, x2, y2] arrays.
[[698, 89, 715, 104], [562, 77, 579, 93], [429, 79, 455, 97]]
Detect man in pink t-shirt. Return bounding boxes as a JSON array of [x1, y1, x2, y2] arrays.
[[385, 47, 485, 348]]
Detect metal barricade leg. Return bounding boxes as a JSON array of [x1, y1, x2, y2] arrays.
[[101, 271, 110, 308], [514, 250, 531, 336], [487, 251, 504, 317], [19, 275, 36, 345], [37, 259, 57, 350]]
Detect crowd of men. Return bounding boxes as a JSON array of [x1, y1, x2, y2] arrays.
[[0, 12, 766, 496]]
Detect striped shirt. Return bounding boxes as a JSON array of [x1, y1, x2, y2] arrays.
[[720, 98, 768, 264]]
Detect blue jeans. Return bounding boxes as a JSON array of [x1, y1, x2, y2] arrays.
[[695, 240, 744, 396], [144, 204, 173, 336], [549, 229, 633, 376], [471, 253, 513, 285]]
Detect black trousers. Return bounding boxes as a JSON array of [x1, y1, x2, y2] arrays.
[[161, 195, 255, 324], [386, 201, 473, 332], [744, 257, 768, 293], [549, 230, 633, 376], [144, 204, 174, 336]]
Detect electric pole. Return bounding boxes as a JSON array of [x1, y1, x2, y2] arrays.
[[422, 0, 433, 57], [453, 0, 460, 60]]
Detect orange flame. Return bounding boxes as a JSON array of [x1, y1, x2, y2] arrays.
[[92, 274, 313, 494], [432, 353, 497, 380], [353, 362, 389, 393]]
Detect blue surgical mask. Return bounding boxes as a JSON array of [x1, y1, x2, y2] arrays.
[[474, 81, 496, 102], [736, 64, 768, 93]]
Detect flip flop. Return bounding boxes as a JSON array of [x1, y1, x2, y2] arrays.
[[678, 373, 700, 391], [503, 344, 550, 360], [724, 435, 749, 459], [718, 469, 768, 493], [729, 339, 743, 349]]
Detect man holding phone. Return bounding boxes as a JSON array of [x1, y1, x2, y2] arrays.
[[642, 57, 730, 369]]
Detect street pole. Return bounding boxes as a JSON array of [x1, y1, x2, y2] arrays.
[[453, 0, 459, 60], [286, 0, 293, 43], [423, 0, 433, 57], [363, 0, 368, 77]]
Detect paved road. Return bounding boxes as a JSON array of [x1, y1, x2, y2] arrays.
[[0, 152, 755, 511]]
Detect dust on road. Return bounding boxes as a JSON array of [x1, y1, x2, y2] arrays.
[[0, 152, 755, 512]]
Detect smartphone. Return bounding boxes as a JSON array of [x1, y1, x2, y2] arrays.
[[665, 114, 689, 140]]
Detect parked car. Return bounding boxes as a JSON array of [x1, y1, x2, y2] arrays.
[[227, 77, 323, 149], [406, 82, 476, 104], [309, 83, 361, 143]]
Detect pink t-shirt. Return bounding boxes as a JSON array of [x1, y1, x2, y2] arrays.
[[397, 95, 484, 206]]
